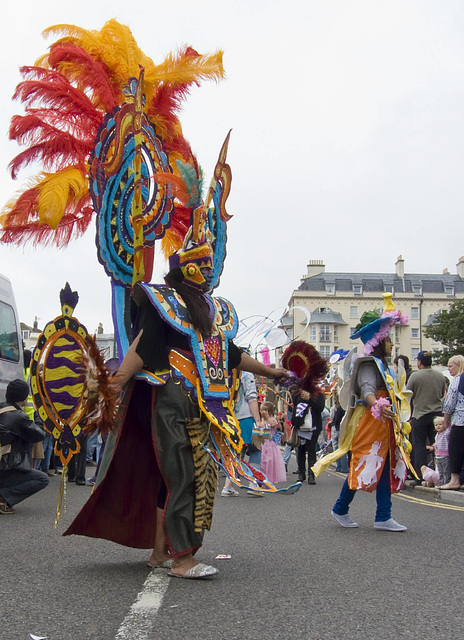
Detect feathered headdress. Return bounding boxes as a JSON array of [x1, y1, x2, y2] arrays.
[[281, 340, 329, 395], [1, 20, 225, 272], [350, 293, 408, 356]]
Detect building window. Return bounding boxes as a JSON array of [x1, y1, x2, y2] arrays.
[[333, 327, 339, 343], [320, 346, 331, 358], [353, 285, 362, 295], [325, 284, 335, 295], [319, 324, 331, 342], [310, 325, 316, 342], [413, 286, 422, 296], [395, 326, 400, 343], [411, 307, 419, 320], [445, 286, 454, 296], [384, 284, 393, 293], [22, 329, 30, 340], [411, 328, 419, 339], [350, 327, 358, 337], [350, 306, 358, 318], [411, 348, 420, 360]]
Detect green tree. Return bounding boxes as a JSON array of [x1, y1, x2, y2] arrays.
[[424, 300, 464, 364]]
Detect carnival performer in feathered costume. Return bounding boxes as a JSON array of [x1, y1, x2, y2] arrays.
[[313, 293, 416, 532], [64, 169, 296, 579], [3, 21, 302, 579]]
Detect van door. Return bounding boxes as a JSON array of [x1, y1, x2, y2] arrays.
[[0, 274, 24, 402]]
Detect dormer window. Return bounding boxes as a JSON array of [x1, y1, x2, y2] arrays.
[[353, 285, 362, 295], [413, 286, 422, 296]]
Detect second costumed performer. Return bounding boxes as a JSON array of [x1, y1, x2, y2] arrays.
[[65, 172, 295, 580], [313, 294, 416, 532]]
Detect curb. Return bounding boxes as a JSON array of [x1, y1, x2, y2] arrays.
[[402, 481, 464, 506], [328, 465, 464, 506]]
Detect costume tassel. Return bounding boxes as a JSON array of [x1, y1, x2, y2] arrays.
[[54, 464, 68, 528]]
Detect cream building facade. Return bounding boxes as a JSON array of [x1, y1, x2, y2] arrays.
[[284, 256, 464, 366]]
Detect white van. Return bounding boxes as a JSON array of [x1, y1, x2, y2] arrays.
[[0, 274, 24, 402]]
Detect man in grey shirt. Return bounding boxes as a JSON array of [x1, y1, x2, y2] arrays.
[[406, 351, 446, 482]]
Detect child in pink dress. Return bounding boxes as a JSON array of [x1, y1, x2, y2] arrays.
[[260, 402, 287, 484]]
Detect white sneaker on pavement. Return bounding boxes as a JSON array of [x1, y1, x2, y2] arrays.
[[331, 510, 358, 528], [221, 487, 239, 497], [374, 518, 407, 532], [247, 482, 264, 497]]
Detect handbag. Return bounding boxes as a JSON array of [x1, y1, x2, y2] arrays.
[[299, 410, 313, 432], [287, 426, 300, 448], [252, 423, 271, 439]]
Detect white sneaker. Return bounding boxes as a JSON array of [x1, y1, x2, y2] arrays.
[[221, 487, 239, 497], [247, 482, 264, 497], [374, 518, 407, 532], [331, 510, 358, 528]]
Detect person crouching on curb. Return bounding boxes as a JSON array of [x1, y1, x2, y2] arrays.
[[0, 379, 49, 514]]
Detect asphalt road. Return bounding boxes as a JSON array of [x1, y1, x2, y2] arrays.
[[2, 459, 463, 640]]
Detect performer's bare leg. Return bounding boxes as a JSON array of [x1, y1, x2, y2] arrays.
[[170, 553, 199, 576], [148, 509, 205, 575], [147, 507, 171, 567]]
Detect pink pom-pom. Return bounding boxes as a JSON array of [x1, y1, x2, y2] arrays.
[[259, 346, 271, 367], [371, 397, 391, 420]]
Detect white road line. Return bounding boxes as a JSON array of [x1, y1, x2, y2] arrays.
[[115, 571, 169, 639]]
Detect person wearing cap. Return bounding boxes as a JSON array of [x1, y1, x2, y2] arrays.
[[406, 350, 446, 483], [0, 379, 49, 514], [313, 294, 414, 532]]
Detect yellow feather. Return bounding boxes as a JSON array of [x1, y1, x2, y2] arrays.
[[161, 231, 183, 260], [42, 21, 155, 96], [40, 21, 224, 106], [146, 50, 225, 86], [37, 167, 88, 228]]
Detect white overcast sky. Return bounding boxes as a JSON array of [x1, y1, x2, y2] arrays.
[[1, 0, 464, 335]]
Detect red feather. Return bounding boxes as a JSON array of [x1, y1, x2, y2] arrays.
[[47, 42, 119, 112], [1, 186, 39, 227], [8, 136, 93, 179], [0, 208, 93, 247], [10, 111, 101, 143], [149, 84, 191, 128], [14, 67, 102, 128], [156, 204, 190, 242], [148, 46, 205, 149], [1, 192, 93, 247]]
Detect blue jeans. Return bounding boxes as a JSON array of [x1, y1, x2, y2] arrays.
[[248, 449, 262, 469], [333, 456, 392, 522], [36, 433, 53, 471], [336, 453, 349, 473], [0, 469, 49, 507], [86, 431, 101, 462], [282, 444, 293, 466]]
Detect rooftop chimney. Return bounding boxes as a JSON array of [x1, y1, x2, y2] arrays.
[[457, 256, 464, 279], [443, 268, 450, 275], [395, 255, 404, 279], [305, 259, 325, 279]]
